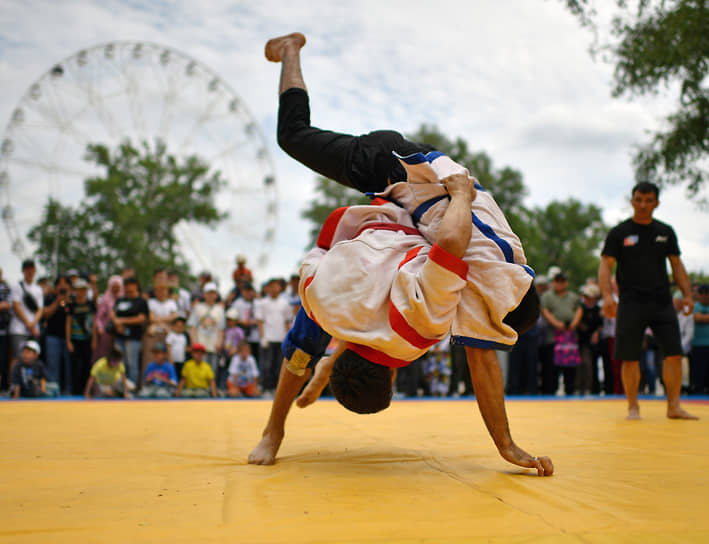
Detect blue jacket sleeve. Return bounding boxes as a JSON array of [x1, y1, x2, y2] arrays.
[[281, 307, 332, 375]]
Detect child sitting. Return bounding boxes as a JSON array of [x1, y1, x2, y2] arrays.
[[227, 341, 261, 398], [10, 340, 50, 398], [84, 348, 129, 399], [175, 343, 217, 398], [139, 342, 178, 398]]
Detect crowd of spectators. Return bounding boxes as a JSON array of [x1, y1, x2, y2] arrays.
[[0, 257, 707, 400]]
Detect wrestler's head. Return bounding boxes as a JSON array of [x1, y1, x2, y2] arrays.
[[503, 282, 540, 335], [329, 349, 393, 414]]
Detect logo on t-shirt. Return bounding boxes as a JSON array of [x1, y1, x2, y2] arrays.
[[655, 235, 668, 243], [623, 235, 639, 247]]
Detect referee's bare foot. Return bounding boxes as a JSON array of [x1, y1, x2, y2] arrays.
[[626, 406, 641, 420], [265, 32, 306, 62], [667, 407, 699, 420]]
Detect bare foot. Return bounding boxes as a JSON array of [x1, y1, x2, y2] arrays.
[[248, 432, 284, 465], [265, 32, 306, 62], [667, 407, 699, 420], [626, 406, 641, 420]]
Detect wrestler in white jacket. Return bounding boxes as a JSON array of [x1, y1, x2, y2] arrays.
[[375, 152, 535, 350], [299, 199, 469, 367]]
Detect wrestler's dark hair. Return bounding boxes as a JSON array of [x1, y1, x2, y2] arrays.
[[503, 283, 540, 336], [631, 181, 659, 199], [329, 349, 393, 414]]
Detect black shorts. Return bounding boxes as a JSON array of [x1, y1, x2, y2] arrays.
[[614, 299, 682, 361], [277, 88, 434, 193]]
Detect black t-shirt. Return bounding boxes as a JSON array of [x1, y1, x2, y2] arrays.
[[11, 360, 47, 397], [601, 218, 680, 304], [576, 303, 602, 346], [68, 299, 96, 341], [113, 296, 149, 340], [44, 294, 71, 337]]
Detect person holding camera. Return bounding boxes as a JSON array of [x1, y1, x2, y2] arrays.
[[9, 259, 44, 374], [42, 276, 72, 393]]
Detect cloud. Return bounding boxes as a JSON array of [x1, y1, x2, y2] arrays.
[[1, 0, 707, 284]]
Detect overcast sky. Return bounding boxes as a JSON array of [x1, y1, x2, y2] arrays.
[[1, 0, 707, 289]]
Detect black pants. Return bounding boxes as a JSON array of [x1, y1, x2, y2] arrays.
[[70, 339, 93, 395], [278, 88, 434, 192], [279, 87, 541, 330]]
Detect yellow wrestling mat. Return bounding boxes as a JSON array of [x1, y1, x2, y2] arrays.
[[2, 398, 708, 543]]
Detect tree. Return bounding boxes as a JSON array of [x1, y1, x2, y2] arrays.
[[301, 125, 530, 248], [523, 198, 607, 288], [29, 139, 226, 287], [564, 0, 709, 201], [300, 124, 608, 286]]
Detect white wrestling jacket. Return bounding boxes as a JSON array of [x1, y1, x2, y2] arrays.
[[299, 201, 468, 367], [375, 151, 535, 350]]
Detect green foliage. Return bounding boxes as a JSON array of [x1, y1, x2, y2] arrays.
[[300, 124, 609, 285], [301, 177, 370, 248], [29, 139, 226, 287], [407, 124, 528, 218], [564, 0, 709, 201], [522, 198, 608, 289]]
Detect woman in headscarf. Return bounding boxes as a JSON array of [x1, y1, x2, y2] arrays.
[[93, 276, 123, 362]]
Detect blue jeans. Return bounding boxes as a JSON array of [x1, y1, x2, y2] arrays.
[[45, 334, 71, 391], [115, 338, 142, 385]]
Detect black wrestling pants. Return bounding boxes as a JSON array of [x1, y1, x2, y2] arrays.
[[277, 87, 434, 193]]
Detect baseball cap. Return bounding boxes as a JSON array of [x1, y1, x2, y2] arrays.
[[225, 308, 239, 320], [580, 284, 601, 298], [152, 342, 167, 352], [73, 278, 89, 289], [203, 282, 218, 293], [191, 343, 206, 352], [23, 340, 41, 354]]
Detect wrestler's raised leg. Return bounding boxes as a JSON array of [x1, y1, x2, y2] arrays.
[[265, 32, 307, 94]]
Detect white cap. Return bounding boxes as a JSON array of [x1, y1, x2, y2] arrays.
[[225, 308, 239, 320], [23, 340, 41, 354], [580, 284, 601, 298], [203, 282, 218, 293]]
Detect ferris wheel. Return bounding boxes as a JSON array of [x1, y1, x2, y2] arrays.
[[0, 41, 278, 286]]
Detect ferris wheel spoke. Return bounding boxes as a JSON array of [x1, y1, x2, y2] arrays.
[[9, 155, 95, 180], [175, 95, 225, 154], [2, 41, 279, 281]]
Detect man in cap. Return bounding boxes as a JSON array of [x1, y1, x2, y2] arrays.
[[540, 271, 582, 396], [9, 259, 44, 370]]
